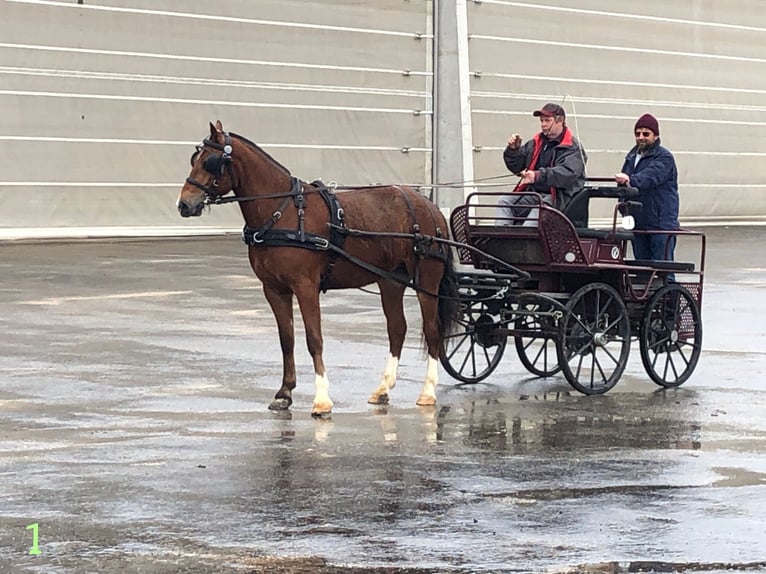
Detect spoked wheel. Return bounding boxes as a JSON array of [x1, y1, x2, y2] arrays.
[[557, 283, 631, 395], [514, 304, 561, 377], [440, 298, 507, 384], [639, 284, 702, 387]]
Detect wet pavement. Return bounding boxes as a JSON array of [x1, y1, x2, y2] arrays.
[[1, 226, 765, 573]]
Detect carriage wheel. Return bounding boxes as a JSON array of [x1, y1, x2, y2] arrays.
[[440, 299, 507, 384], [639, 284, 702, 388], [514, 305, 561, 377], [557, 283, 631, 395]]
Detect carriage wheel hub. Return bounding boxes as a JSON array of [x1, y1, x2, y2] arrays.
[[593, 332, 607, 347]]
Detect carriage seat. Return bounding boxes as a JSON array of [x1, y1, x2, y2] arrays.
[[624, 259, 695, 272], [563, 185, 640, 241], [563, 188, 590, 228], [563, 185, 641, 226]]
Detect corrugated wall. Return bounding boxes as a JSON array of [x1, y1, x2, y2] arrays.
[[1, 0, 764, 235], [0, 0, 432, 234], [468, 0, 766, 222]]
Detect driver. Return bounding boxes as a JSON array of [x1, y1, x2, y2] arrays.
[[496, 103, 587, 226]]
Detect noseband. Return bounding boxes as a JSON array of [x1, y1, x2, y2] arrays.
[[186, 133, 234, 202]]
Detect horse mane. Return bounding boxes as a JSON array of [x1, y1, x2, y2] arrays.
[[230, 132, 292, 177]]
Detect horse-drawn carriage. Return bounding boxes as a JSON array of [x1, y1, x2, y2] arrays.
[[442, 183, 704, 395], [178, 122, 704, 415]]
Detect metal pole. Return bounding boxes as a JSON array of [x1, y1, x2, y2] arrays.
[[432, 0, 475, 211]]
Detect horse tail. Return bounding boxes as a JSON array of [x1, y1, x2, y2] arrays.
[[437, 247, 460, 355]]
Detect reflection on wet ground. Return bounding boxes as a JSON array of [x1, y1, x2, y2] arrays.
[[1, 228, 766, 573]]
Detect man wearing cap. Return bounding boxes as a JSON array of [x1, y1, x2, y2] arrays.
[[615, 113, 679, 261], [497, 102, 587, 225]]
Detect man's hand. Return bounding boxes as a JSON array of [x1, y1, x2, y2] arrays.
[[507, 134, 522, 150], [520, 169, 536, 185], [615, 172, 630, 185]]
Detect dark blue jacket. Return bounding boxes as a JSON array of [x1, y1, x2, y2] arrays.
[[621, 139, 679, 230]]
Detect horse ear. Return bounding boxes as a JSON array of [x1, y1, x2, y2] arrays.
[[209, 122, 217, 138], [214, 120, 224, 132]]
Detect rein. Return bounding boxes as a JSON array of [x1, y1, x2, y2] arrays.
[[206, 189, 303, 205], [327, 225, 531, 280]]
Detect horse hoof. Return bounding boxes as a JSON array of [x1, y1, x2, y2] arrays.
[[368, 392, 389, 405], [311, 410, 333, 420], [268, 398, 291, 411], [311, 401, 333, 417], [416, 394, 436, 407]]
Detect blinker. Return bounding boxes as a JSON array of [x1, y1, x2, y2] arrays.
[[204, 154, 223, 175]]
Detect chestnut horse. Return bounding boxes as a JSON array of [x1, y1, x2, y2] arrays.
[[177, 121, 458, 416]]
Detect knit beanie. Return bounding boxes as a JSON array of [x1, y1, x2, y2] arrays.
[[634, 113, 659, 136]]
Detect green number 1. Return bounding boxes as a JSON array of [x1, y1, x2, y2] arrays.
[[26, 523, 41, 555]]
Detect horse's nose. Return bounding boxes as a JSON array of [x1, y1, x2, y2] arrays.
[[178, 200, 197, 217], [178, 200, 190, 217]]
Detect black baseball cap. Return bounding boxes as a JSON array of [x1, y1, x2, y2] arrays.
[[533, 103, 566, 119]]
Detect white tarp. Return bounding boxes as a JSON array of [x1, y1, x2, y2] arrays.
[[1, 0, 765, 236]]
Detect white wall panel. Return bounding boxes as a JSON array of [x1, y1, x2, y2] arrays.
[[467, 0, 766, 222], [0, 0, 432, 233]]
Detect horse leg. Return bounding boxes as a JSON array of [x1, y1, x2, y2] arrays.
[[368, 280, 407, 405], [263, 285, 297, 410], [293, 284, 333, 416], [415, 286, 441, 407]]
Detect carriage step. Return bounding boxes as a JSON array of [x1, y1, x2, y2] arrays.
[[456, 271, 521, 289]]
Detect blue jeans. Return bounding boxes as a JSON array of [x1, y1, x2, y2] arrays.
[[632, 232, 676, 261]]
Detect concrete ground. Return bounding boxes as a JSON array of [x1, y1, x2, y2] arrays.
[[1, 226, 765, 573]]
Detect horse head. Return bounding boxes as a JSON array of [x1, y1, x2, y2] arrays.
[[178, 120, 235, 217]]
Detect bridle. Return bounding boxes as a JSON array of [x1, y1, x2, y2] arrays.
[[186, 133, 235, 203], [185, 132, 305, 205]]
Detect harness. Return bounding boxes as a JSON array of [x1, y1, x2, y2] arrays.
[[242, 179, 449, 294], [242, 178, 348, 291]]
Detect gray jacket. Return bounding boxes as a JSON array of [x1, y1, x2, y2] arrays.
[[503, 127, 587, 211]]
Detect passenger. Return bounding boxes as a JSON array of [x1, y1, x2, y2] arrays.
[[615, 113, 679, 261], [496, 103, 587, 226]]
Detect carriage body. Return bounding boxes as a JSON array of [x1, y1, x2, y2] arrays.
[[443, 183, 705, 395]]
